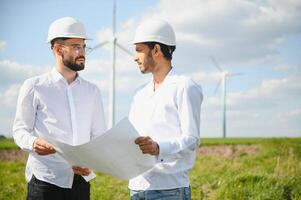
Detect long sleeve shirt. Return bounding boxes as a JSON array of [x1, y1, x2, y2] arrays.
[[13, 68, 106, 188], [129, 68, 203, 190]]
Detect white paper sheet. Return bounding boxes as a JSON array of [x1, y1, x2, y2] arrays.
[[48, 118, 156, 180]]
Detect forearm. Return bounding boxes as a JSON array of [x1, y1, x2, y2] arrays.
[[157, 135, 199, 157], [13, 79, 38, 152], [13, 129, 37, 152]]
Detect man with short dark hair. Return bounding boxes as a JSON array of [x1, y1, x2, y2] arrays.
[[129, 19, 203, 200], [13, 17, 106, 200]]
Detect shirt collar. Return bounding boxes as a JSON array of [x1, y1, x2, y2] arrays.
[[145, 67, 177, 96], [162, 67, 177, 84], [150, 67, 177, 85], [50, 68, 82, 84]]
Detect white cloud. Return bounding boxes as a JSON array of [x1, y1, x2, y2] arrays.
[[190, 71, 222, 83], [201, 75, 301, 137], [102, 0, 301, 68], [273, 64, 301, 72], [0, 84, 20, 108], [0, 41, 5, 52], [228, 76, 301, 107], [285, 109, 301, 117], [0, 60, 50, 86], [0, 84, 21, 136]]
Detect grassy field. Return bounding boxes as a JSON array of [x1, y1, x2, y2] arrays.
[[0, 137, 300, 199], [0, 138, 19, 150]]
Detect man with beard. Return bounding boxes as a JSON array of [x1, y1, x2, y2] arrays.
[[129, 19, 203, 199], [13, 17, 106, 200]]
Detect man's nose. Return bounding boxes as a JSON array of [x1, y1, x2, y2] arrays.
[[134, 54, 138, 62]]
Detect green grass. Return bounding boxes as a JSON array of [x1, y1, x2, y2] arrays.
[[0, 138, 18, 150], [200, 137, 301, 146], [1, 138, 301, 199], [0, 161, 27, 199], [191, 138, 301, 199]]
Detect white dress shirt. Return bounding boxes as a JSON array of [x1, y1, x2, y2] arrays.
[[13, 68, 106, 188], [129, 68, 203, 190]]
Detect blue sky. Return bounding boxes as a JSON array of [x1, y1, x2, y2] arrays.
[[0, 0, 300, 138]]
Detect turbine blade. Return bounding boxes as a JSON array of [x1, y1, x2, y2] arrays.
[[210, 56, 223, 72], [213, 79, 222, 95], [116, 43, 134, 56], [91, 41, 109, 50], [229, 72, 244, 77]]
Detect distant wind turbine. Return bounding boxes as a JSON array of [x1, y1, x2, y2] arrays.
[[211, 56, 242, 138], [91, 0, 134, 128]]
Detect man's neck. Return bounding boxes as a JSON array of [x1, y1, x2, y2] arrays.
[[56, 65, 77, 84], [152, 62, 172, 91]]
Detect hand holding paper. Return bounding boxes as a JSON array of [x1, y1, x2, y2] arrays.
[[135, 136, 159, 155], [72, 166, 91, 176], [33, 138, 56, 155], [48, 118, 156, 180]]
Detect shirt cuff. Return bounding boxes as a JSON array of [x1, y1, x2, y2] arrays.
[[25, 135, 38, 153], [156, 141, 170, 163]]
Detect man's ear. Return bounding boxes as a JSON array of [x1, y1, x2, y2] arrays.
[[53, 44, 62, 56], [154, 44, 161, 56]]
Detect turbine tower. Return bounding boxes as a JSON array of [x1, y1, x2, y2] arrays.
[[211, 56, 242, 138], [92, 0, 133, 128]]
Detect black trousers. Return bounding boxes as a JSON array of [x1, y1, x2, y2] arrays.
[[26, 174, 90, 200]]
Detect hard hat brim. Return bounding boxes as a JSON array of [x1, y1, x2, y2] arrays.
[[133, 37, 176, 46], [47, 36, 92, 43]]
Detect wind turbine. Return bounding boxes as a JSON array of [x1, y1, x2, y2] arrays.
[[211, 56, 242, 138], [91, 0, 134, 128]]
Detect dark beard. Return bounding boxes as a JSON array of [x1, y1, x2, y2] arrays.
[[62, 54, 85, 72], [141, 51, 155, 74]]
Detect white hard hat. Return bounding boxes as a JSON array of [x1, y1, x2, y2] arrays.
[[133, 19, 176, 46], [47, 17, 89, 43]]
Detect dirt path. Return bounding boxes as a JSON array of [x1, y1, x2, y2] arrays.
[[0, 144, 260, 162], [199, 145, 260, 157], [0, 149, 28, 162]]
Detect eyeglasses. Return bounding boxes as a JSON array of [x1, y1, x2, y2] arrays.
[[61, 44, 93, 54]]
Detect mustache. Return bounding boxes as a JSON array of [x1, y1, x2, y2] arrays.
[[75, 56, 85, 60]]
